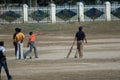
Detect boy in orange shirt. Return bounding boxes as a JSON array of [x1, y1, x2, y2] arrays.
[[24, 32, 40, 59]]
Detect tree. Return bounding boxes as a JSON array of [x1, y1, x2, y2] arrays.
[[0, 0, 120, 6]]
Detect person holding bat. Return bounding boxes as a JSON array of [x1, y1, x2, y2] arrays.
[[67, 26, 87, 58], [74, 26, 87, 58]]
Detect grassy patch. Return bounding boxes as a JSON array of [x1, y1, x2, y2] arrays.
[[0, 21, 120, 36]]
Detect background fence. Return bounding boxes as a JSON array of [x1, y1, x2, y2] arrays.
[[0, 1, 120, 24]]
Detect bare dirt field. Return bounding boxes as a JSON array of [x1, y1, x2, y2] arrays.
[[1, 35, 120, 80], [0, 22, 120, 80]]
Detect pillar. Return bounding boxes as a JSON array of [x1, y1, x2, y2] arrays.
[[105, 1, 111, 21], [77, 2, 84, 22], [50, 3, 56, 23], [23, 4, 28, 23]]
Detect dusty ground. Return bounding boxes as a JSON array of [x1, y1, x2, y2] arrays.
[[1, 34, 120, 80]]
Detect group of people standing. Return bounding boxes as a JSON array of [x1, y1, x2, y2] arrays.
[[0, 28, 40, 80], [0, 26, 87, 80], [0, 28, 25, 80], [13, 28, 39, 60], [13, 26, 87, 60], [13, 28, 25, 59]]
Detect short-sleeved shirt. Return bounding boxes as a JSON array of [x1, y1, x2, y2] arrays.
[[0, 46, 5, 59], [15, 32, 25, 42], [29, 34, 38, 42], [13, 32, 18, 39], [13, 32, 18, 42], [0, 46, 5, 53], [75, 31, 85, 41]]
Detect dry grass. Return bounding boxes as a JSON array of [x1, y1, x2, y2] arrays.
[[0, 21, 120, 36], [0, 21, 120, 80]]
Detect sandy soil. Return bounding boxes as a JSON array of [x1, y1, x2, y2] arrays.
[[1, 35, 120, 80]]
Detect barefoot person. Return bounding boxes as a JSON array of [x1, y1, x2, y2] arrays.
[[0, 41, 12, 80]]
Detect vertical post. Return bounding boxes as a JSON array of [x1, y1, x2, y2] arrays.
[[77, 2, 84, 22], [30, 0, 31, 8], [23, 4, 28, 23], [105, 1, 111, 21], [50, 3, 56, 23]]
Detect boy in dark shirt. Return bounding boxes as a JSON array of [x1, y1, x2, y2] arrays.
[[0, 41, 12, 80], [13, 28, 19, 57]]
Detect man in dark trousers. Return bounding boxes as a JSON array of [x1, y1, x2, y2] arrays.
[[75, 26, 87, 58], [13, 28, 19, 57], [0, 41, 12, 80]]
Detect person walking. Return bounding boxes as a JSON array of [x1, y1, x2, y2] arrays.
[[0, 41, 12, 80], [15, 28, 25, 60], [74, 26, 87, 58], [24, 32, 40, 59], [13, 28, 19, 57]]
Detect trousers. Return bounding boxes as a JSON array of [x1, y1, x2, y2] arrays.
[[0, 60, 11, 79], [77, 40, 83, 58], [24, 42, 38, 58], [16, 41, 24, 59]]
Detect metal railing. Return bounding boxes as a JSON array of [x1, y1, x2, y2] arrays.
[[0, 3, 120, 24]]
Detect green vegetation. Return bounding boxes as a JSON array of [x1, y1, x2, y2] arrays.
[[0, 0, 120, 6], [0, 21, 120, 37]]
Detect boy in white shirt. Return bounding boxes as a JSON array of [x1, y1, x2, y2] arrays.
[[0, 41, 12, 80]]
